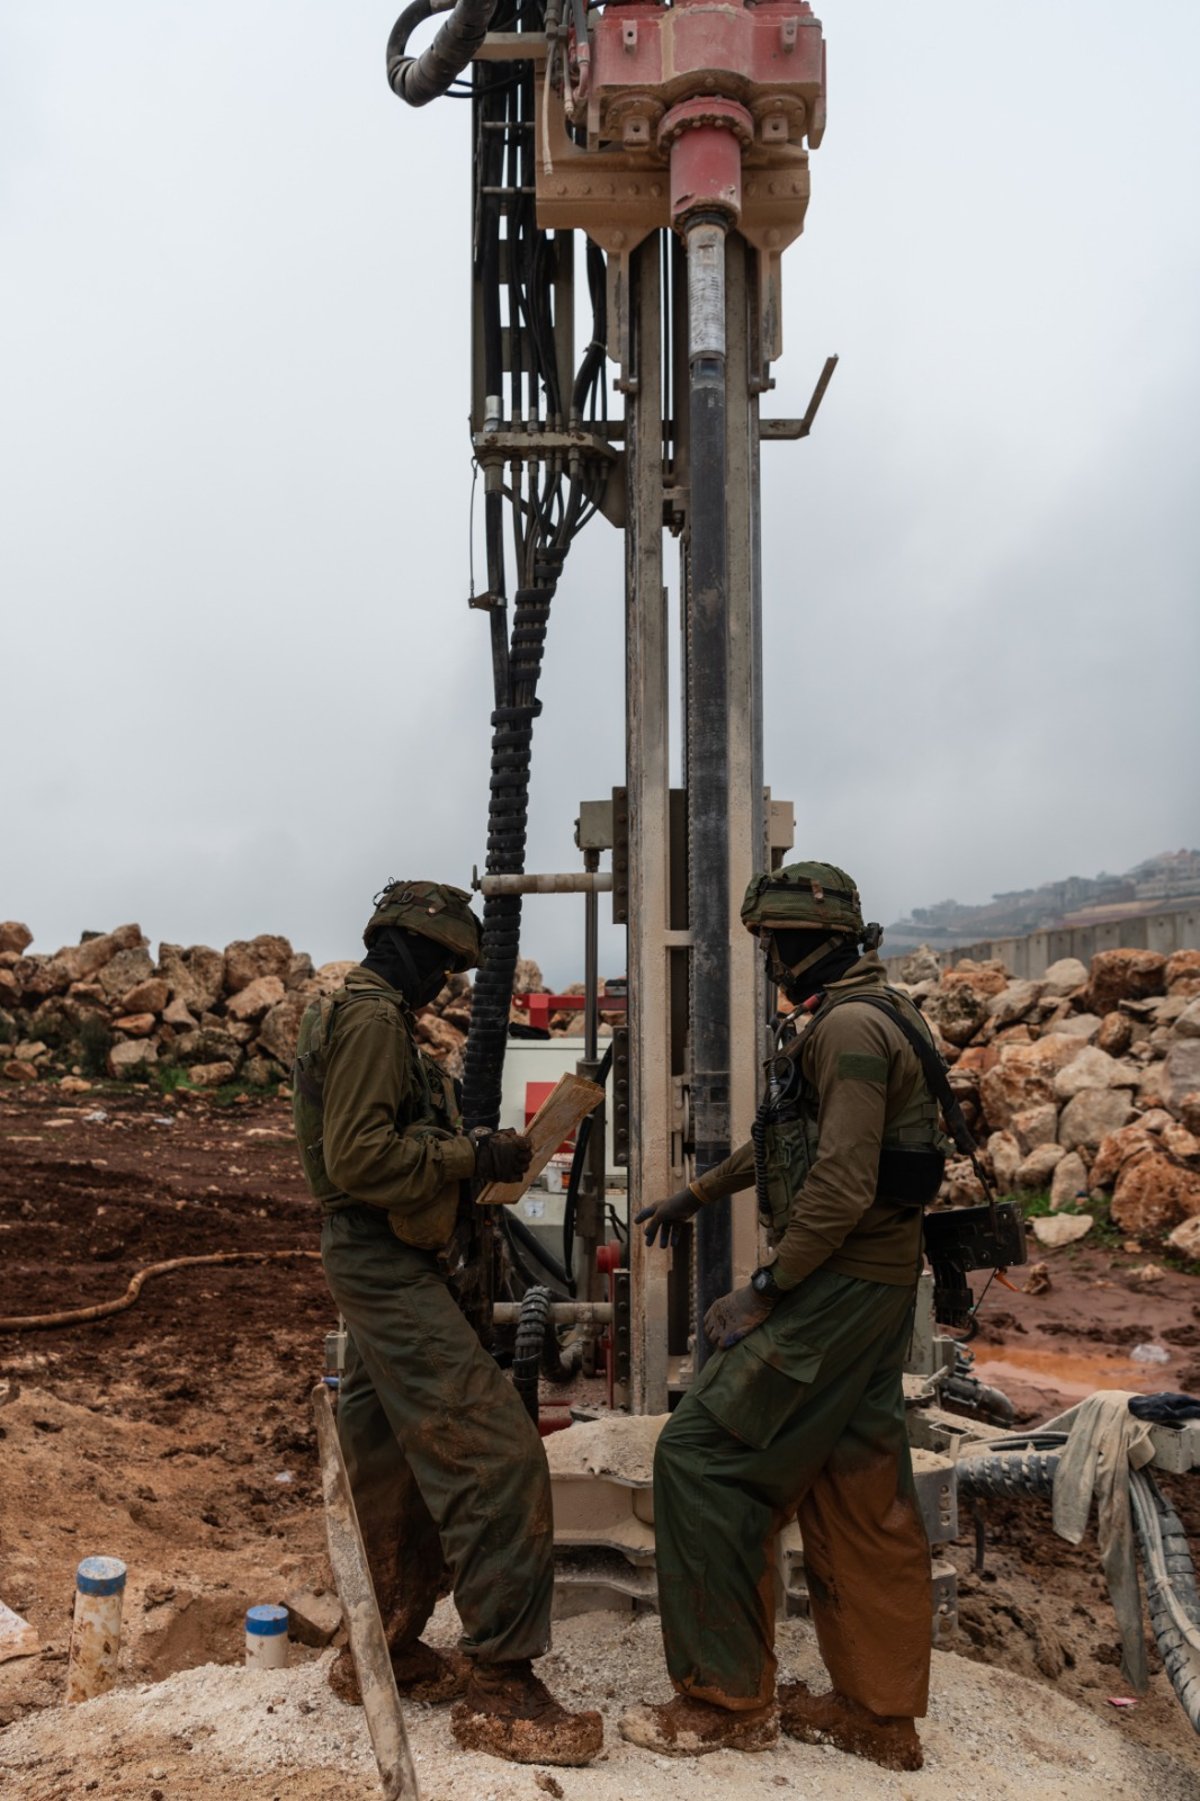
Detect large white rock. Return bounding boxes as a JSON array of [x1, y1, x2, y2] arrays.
[[108, 1038, 157, 1078], [987, 1130, 1022, 1194], [1053, 1013, 1102, 1043], [1041, 957, 1089, 997], [1167, 1216, 1200, 1259], [1033, 1213, 1094, 1248], [1175, 999, 1200, 1041], [1050, 1150, 1089, 1210], [989, 980, 1043, 1028], [1053, 1046, 1138, 1099], [1011, 1103, 1059, 1152], [1058, 1086, 1135, 1153], [226, 975, 286, 1024], [1017, 1142, 1066, 1190], [1162, 1040, 1200, 1111]]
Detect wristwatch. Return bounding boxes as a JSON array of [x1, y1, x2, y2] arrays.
[[750, 1264, 783, 1300]]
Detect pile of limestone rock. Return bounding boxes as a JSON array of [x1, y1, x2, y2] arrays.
[[0, 922, 476, 1091], [897, 945, 1200, 1255]]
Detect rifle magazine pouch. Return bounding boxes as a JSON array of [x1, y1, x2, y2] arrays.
[[875, 1144, 946, 1208]]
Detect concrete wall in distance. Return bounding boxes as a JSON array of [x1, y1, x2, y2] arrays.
[[884, 907, 1200, 983]]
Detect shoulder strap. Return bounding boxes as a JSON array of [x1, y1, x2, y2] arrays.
[[812, 989, 996, 1200]]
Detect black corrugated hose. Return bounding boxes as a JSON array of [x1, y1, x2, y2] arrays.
[[512, 1284, 552, 1422], [957, 1437, 1200, 1731], [387, 0, 498, 107]]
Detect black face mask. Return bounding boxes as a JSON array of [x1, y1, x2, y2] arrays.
[[362, 927, 449, 1008], [767, 928, 861, 1004]]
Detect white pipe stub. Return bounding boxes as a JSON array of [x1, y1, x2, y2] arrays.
[[67, 1556, 127, 1703], [245, 1604, 290, 1669]]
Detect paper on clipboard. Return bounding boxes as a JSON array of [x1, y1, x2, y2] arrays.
[[475, 1071, 605, 1207]]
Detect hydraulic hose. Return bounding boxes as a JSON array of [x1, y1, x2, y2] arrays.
[[562, 1042, 614, 1282], [512, 1284, 552, 1422], [386, 0, 498, 108], [503, 1206, 572, 1292], [463, 546, 565, 1132], [957, 1441, 1200, 1732]]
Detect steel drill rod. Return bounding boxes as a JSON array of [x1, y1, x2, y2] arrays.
[[685, 216, 734, 1358], [478, 871, 614, 894]]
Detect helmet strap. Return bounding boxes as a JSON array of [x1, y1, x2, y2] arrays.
[[767, 929, 861, 1003]]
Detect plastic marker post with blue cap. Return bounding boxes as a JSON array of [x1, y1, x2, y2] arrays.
[[245, 1604, 290, 1670], [66, 1556, 127, 1703]]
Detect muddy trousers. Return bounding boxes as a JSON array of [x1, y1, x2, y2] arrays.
[[654, 1267, 931, 1717], [321, 1204, 554, 1664]]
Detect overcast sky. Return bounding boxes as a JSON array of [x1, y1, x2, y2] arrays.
[[3, 2, 1197, 983]]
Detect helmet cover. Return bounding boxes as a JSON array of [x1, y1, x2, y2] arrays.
[[364, 879, 482, 971]]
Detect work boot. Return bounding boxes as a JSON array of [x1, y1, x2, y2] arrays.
[[619, 1693, 778, 1756], [450, 1658, 603, 1766], [777, 1681, 923, 1770], [328, 1640, 469, 1707]]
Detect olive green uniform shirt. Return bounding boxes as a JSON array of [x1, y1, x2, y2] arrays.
[[321, 967, 476, 1245], [692, 953, 928, 1289]]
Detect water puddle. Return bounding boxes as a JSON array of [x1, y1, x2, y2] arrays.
[[972, 1343, 1171, 1402]]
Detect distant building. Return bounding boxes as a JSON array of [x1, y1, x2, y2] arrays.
[[884, 849, 1200, 952]]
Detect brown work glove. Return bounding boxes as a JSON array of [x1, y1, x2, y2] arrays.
[[472, 1128, 533, 1186], [703, 1283, 775, 1350], [635, 1186, 701, 1249]]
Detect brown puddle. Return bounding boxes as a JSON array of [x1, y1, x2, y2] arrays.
[[973, 1343, 1172, 1405]]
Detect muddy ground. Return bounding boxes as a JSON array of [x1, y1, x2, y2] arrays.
[[2, 1078, 1199, 1788]]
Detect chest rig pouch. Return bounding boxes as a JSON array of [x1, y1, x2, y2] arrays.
[[750, 991, 948, 1238], [750, 1039, 820, 1239]]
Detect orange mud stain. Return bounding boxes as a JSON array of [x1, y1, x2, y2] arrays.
[[973, 1343, 1171, 1401]]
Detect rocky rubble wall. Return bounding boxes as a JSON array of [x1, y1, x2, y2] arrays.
[[0, 924, 609, 1096], [894, 943, 1200, 1254], [0, 921, 487, 1092]]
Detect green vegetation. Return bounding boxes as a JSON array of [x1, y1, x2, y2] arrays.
[[1017, 1187, 1123, 1251], [77, 1015, 114, 1077]]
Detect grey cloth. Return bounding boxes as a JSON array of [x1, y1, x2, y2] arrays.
[[1052, 1390, 1155, 1691]]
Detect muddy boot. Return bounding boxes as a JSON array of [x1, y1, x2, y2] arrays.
[[328, 1640, 469, 1708], [619, 1694, 778, 1756], [450, 1658, 603, 1766], [777, 1681, 923, 1771]]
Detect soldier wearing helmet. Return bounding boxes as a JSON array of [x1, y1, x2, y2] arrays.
[[293, 881, 603, 1768], [623, 861, 944, 1772]]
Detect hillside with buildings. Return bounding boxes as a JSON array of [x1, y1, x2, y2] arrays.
[[886, 850, 1200, 955]]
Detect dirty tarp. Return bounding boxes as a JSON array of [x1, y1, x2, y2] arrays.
[[1051, 1390, 1155, 1691]]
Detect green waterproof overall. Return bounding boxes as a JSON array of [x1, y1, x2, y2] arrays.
[[295, 967, 553, 1664], [654, 1268, 930, 1716], [658, 954, 937, 1718]]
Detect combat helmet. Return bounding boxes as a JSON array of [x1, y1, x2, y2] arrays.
[[364, 879, 482, 971], [741, 860, 865, 940]]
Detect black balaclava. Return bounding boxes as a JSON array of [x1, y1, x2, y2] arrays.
[[770, 926, 861, 1004], [362, 925, 449, 1008]]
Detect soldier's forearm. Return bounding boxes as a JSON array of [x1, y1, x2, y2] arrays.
[[690, 1140, 757, 1205]]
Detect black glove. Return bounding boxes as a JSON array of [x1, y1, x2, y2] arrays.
[[635, 1185, 702, 1249], [473, 1129, 533, 1186], [703, 1283, 776, 1349]]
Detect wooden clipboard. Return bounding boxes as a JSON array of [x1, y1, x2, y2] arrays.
[[475, 1070, 605, 1207]]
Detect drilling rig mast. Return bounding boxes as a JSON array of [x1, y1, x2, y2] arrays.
[[387, 0, 834, 1409]]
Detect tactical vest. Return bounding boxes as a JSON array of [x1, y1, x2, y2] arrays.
[[752, 986, 948, 1241], [292, 985, 463, 1243]]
